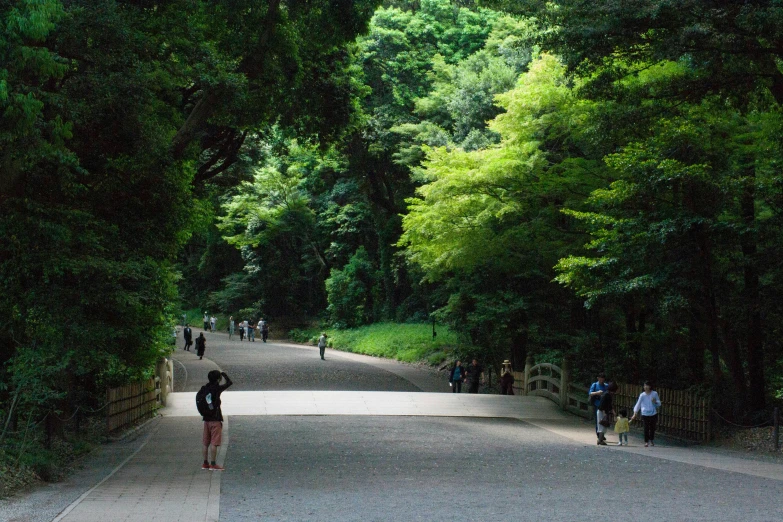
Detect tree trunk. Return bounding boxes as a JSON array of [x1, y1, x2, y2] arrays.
[[509, 329, 527, 370], [721, 319, 748, 416], [692, 223, 722, 382], [170, 0, 281, 161], [688, 308, 708, 382], [624, 298, 641, 382], [740, 171, 765, 410]]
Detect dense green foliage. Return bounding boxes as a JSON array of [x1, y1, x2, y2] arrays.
[[0, 0, 378, 477], [4, 2, 783, 480], [188, 0, 783, 418]]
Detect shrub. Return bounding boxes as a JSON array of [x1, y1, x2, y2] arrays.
[[325, 247, 381, 328]]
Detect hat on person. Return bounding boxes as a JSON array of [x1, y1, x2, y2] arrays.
[[502, 360, 511, 365]]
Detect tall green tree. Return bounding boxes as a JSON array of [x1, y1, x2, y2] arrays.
[[0, 0, 379, 430]]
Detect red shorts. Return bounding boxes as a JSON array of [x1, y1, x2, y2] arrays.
[[202, 421, 223, 447]]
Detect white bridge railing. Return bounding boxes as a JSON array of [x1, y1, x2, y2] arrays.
[[511, 357, 590, 418]]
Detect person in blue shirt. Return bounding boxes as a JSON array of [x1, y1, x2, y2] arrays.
[[449, 361, 465, 393], [588, 372, 608, 441]]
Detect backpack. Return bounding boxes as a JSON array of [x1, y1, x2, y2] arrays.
[[195, 385, 211, 417]]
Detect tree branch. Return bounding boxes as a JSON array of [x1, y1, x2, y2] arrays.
[[170, 0, 281, 161]]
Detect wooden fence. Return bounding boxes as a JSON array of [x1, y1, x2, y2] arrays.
[[106, 378, 158, 433], [614, 383, 710, 442], [513, 357, 711, 442]]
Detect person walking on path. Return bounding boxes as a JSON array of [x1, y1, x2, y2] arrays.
[[449, 361, 465, 393], [183, 324, 193, 351], [614, 408, 630, 446], [466, 359, 483, 394], [318, 333, 328, 360], [499, 360, 515, 395], [260, 318, 269, 342], [200, 370, 233, 471], [630, 381, 662, 447], [596, 381, 618, 445], [210, 315, 217, 332], [248, 319, 256, 342], [588, 372, 608, 441], [203, 312, 209, 331], [195, 332, 206, 360], [228, 316, 235, 340], [238, 321, 245, 341]]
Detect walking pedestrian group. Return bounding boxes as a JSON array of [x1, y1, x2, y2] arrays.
[[447, 359, 485, 393], [440, 359, 661, 448], [587, 374, 661, 447]]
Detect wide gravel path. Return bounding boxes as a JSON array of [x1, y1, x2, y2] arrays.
[[173, 329, 444, 393], [221, 416, 783, 522]]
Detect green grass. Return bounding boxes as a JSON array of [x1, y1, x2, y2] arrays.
[[288, 322, 463, 365]]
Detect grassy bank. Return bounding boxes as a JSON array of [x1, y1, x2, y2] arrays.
[[181, 308, 230, 332], [288, 322, 464, 365]]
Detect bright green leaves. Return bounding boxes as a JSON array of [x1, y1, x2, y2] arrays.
[[400, 54, 594, 279], [219, 149, 315, 250]]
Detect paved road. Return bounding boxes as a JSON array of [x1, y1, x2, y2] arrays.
[[4, 330, 783, 522], [173, 329, 443, 393], [221, 416, 783, 522]]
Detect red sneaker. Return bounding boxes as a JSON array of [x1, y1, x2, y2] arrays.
[[210, 464, 225, 471], [201, 463, 210, 470]]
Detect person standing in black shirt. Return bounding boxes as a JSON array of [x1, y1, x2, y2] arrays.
[[466, 359, 483, 393], [201, 370, 233, 470]]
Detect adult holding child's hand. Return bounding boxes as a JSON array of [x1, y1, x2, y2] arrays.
[[630, 381, 662, 447]]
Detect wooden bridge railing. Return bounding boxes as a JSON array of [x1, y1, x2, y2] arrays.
[[512, 356, 711, 442]]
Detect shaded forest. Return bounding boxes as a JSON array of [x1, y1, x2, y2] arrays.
[[3, 0, 783, 449]]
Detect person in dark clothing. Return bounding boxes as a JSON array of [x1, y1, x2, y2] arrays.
[[449, 361, 465, 393], [466, 359, 483, 393], [588, 372, 608, 440], [201, 370, 233, 470], [500, 359, 515, 395], [183, 324, 193, 351], [596, 381, 618, 445], [260, 318, 269, 342], [248, 320, 256, 341], [238, 323, 245, 341], [195, 333, 206, 360]]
